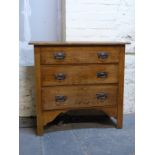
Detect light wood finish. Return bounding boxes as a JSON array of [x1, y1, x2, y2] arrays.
[[100, 107, 117, 117], [43, 110, 66, 126], [117, 45, 125, 128], [34, 47, 43, 135], [40, 47, 119, 64], [31, 42, 126, 135], [41, 64, 118, 86], [29, 41, 129, 46], [42, 85, 118, 110]]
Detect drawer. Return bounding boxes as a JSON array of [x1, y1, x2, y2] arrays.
[[42, 85, 118, 110], [41, 64, 118, 86], [40, 47, 120, 64]]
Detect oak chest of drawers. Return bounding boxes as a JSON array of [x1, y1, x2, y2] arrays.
[[30, 42, 126, 135]]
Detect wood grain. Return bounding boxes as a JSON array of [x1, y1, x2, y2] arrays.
[[43, 110, 66, 125], [40, 46, 119, 64], [29, 41, 129, 46], [34, 46, 43, 135], [41, 64, 118, 86], [42, 85, 118, 110], [117, 45, 125, 128], [32, 43, 126, 135]]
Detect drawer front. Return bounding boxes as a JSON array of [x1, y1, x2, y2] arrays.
[[42, 85, 118, 110], [41, 64, 118, 86], [40, 47, 119, 64]]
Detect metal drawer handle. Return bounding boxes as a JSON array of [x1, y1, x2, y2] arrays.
[[96, 93, 107, 101], [97, 52, 108, 59], [55, 96, 67, 102], [96, 72, 108, 78], [55, 73, 66, 80], [54, 52, 66, 60]]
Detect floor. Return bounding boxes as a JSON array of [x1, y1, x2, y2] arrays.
[[19, 114, 135, 155]]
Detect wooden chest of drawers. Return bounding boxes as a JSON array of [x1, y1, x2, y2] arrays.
[[30, 42, 126, 135]]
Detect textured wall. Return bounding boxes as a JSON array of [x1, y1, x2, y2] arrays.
[[19, 67, 35, 116], [65, 0, 135, 53], [65, 0, 135, 113]]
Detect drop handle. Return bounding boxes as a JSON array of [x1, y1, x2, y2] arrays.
[[55, 73, 66, 80], [97, 52, 108, 59], [55, 96, 67, 102], [96, 72, 108, 78], [96, 93, 107, 101], [54, 52, 66, 60]]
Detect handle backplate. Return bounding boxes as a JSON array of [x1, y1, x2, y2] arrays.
[[97, 52, 108, 59], [55, 95, 67, 102], [55, 73, 66, 80], [54, 52, 66, 60], [96, 72, 108, 78], [96, 93, 107, 101]]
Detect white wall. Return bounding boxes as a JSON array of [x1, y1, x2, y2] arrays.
[[19, 0, 61, 66], [65, 0, 134, 53], [19, 0, 62, 116], [65, 0, 135, 113]]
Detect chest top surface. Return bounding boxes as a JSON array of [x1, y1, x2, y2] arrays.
[[29, 41, 129, 46]]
